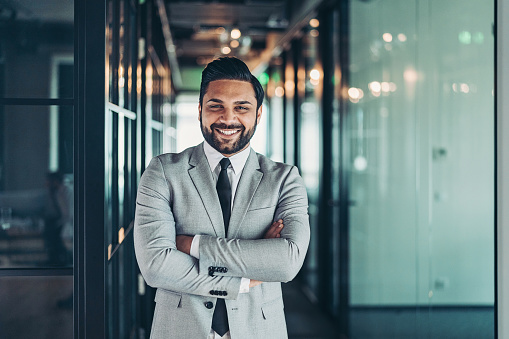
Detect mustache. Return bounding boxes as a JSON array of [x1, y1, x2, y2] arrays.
[[211, 123, 244, 130]]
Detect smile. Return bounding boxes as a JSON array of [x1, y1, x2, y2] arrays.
[[216, 129, 240, 136]]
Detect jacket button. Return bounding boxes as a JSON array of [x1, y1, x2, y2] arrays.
[[224, 268, 228, 273], [205, 301, 213, 309], [209, 290, 214, 295]]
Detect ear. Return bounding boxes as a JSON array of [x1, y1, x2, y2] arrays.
[[198, 104, 202, 121], [256, 105, 263, 125]]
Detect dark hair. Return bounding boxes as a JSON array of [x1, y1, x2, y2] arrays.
[[199, 57, 264, 110]]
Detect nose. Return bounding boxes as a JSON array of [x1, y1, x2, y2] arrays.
[[219, 107, 236, 124]]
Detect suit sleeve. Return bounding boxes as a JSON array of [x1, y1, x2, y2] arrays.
[[134, 157, 242, 299], [197, 166, 310, 282]]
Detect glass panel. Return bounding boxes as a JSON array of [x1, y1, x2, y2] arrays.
[[0, 276, 73, 338], [348, 0, 495, 337], [298, 30, 321, 296], [107, 0, 115, 104], [0, 1, 73, 99], [283, 50, 295, 165], [119, 0, 126, 108], [0, 105, 73, 268], [267, 62, 285, 162]]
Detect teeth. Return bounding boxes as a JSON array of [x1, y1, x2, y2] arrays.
[[218, 129, 238, 136]]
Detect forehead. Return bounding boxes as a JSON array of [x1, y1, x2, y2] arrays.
[[204, 79, 256, 101]]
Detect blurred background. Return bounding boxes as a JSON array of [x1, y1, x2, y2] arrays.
[[0, 0, 500, 338]]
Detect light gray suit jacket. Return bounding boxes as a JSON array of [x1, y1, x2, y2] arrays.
[[134, 143, 310, 339]]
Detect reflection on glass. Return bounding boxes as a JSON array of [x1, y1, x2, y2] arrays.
[[0, 276, 73, 338], [0, 106, 73, 268], [0, 1, 73, 99], [298, 31, 321, 294], [348, 0, 494, 337]]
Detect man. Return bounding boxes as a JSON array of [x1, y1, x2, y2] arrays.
[[134, 57, 310, 339]]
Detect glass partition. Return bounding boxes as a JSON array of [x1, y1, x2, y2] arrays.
[[0, 1, 73, 99], [0, 105, 73, 268], [0, 276, 73, 338], [347, 0, 495, 337]]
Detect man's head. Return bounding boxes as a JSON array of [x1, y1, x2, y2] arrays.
[[199, 57, 264, 156]]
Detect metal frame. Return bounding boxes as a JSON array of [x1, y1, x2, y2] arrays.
[[74, 0, 106, 337], [317, 4, 334, 312], [496, 0, 508, 337]]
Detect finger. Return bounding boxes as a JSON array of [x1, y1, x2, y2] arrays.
[[263, 221, 278, 238], [264, 220, 284, 239], [268, 220, 282, 236]]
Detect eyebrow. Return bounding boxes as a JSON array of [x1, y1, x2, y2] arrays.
[[206, 98, 253, 105]]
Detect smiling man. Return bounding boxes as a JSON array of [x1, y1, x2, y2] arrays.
[[134, 57, 310, 339]]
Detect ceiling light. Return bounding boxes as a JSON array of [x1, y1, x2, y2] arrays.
[[309, 19, 319, 28], [231, 28, 241, 39], [383, 33, 393, 42], [310, 69, 320, 81], [222, 46, 231, 54]]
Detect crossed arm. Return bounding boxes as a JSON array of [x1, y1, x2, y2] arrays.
[[176, 219, 285, 288], [134, 157, 310, 300]]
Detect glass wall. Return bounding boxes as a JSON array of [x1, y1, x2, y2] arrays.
[[347, 0, 495, 337], [0, 1, 74, 337], [298, 26, 322, 295]]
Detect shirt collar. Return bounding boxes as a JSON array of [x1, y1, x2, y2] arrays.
[[203, 140, 251, 175]]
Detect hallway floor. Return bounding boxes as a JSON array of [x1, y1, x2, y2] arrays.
[[283, 281, 339, 339], [282, 281, 494, 339]]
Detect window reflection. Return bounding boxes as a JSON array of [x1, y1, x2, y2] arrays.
[[348, 0, 494, 337], [0, 1, 73, 99], [0, 106, 73, 268]]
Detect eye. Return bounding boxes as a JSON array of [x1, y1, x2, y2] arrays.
[[236, 106, 249, 111]]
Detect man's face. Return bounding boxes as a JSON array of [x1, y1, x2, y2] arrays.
[[199, 79, 262, 156]]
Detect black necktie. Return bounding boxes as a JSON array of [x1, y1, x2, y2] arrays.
[[216, 158, 232, 234], [212, 158, 231, 336]]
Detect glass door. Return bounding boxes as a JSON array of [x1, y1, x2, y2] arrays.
[[346, 0, 495, 337], [0, 1, 75, 337]]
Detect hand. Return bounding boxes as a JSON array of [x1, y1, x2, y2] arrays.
[[263, 219, 284, 239], [176, 235, 194, 255], [249, 279, 263, 288]]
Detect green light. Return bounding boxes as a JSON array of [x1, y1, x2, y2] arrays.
[[259, 72, 269, 86], [272, 73, 281, 84], [458, 31, 471, 45]]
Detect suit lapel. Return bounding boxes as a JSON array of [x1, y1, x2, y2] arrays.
[[188, 143, 225, 237], [228, 149, 263, 238]]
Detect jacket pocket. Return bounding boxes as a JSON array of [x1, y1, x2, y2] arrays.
[[247, 204, 276, 212], [154, 288, 182, 308], [261, 297, 284, 320]]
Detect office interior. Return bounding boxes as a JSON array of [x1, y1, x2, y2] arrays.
[[0, 0, 508, 338]]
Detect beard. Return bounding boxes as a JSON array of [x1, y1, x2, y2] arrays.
[[200, 120, 257, 155]]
